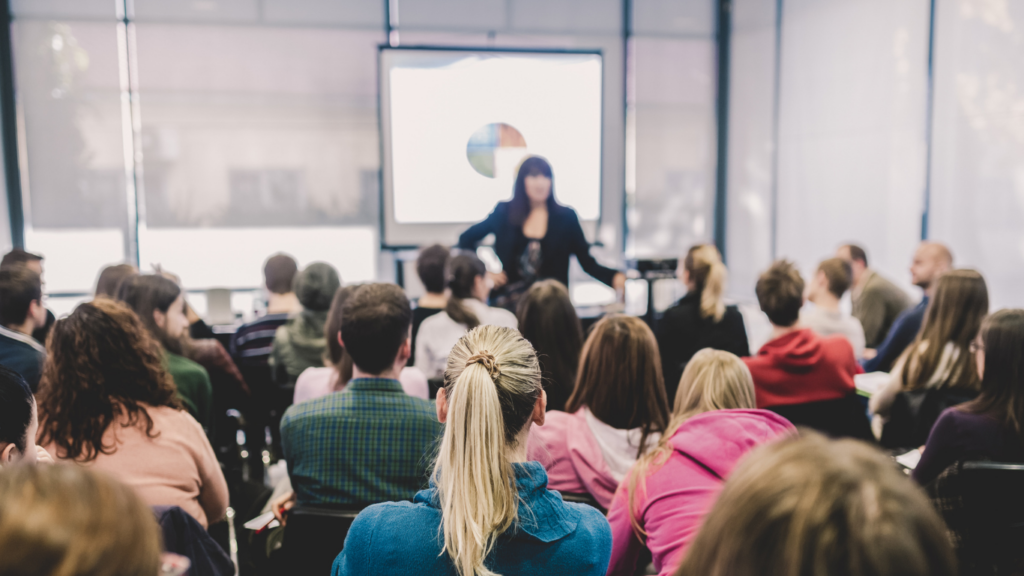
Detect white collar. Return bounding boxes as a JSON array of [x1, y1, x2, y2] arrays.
[[0, 324, 45, 353]]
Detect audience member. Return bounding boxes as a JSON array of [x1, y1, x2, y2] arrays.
[[230, 253, 300, 366], [801, 257, 866, 358], [744, 261, 861, 408], [277, 283, 442, 511], [837, 243, 911, 349], [94, 263, 138, 298], [864, 242, 953, 373], [0, 365, 52, 466], [516, 279, 583, 412], [674, 433, 956, 576], [1, 248, 55, 343], [0, 465, 163, 576], [915, 309, 1024, 485], [657, 245, 749, 402], [293, 285, 429, 403], [870, 270, 988, 442], [528, 314, 669, 509], [117, 274, 214, 430], [270, 262, 340, 384], [415, 252, 517, 378], [0, 265, 47, 391], [36, 299, 228, 527], [333, 325, 613, 576], [410, 244, 449, 366], [606, 350, 794, 576]]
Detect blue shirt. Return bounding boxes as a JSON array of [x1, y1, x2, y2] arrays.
[[862, 296, 928, 373], [0, 325, 45, 392], [281, 378, 442, 506], [332, 461, 613, 576]]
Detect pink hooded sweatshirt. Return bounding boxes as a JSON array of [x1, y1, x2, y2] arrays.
[[605, 409, 795, 576], [527, 408, 648, 510]]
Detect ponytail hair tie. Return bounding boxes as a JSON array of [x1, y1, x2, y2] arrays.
[[466, 351, 501, 381]]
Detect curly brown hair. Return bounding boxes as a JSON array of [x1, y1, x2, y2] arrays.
[[36, 298, 182, 462]]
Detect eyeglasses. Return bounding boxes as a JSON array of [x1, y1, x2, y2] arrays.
[[969, 339, 984, 354]]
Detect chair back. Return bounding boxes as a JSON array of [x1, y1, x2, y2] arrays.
[[880, 388, 977, 450], [558, 491, 606, 514], [283, 504, 365, 574], [767, 394, 873, 441], [952, 462, 1024, 574], [428, 377, 444, 400]]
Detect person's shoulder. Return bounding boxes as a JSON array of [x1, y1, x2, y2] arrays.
[[146, 404, 206, 436], [282, 389, 350, 424], [417, 309, 452, 333], [486, 306, 518, 328], [167, 353, 210, 379], [561, 501, 613, 565]]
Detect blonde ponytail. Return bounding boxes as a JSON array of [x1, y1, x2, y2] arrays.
[[435, 326, 542, 576], [685, 245, 727, 322]]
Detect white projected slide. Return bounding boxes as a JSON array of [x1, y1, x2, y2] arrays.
[[381, 48, 603, 245]]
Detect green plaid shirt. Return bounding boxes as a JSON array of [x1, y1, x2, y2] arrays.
[[281, 378, 442, 506]]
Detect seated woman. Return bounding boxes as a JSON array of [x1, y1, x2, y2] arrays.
[[528, 314, 670, 509], [657, 245, 749, 403], [415, 252, 517, 379], [332, 325, 612, 576], [605, 350, 794, 576], [117, 274, 214, 431], [870, 270, 989, 446], [0, 465, 163, 576], [36, 299, 229, 528], [410, 244, 449, 366], [294, 285, 429, 403], [675, 433, 955, 576], [516, 279, 584, 412], [0, 364, 52, 466], [914, 309, 1024, 486]]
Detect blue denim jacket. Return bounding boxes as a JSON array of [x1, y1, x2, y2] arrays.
[[332, 461, 612, 576]]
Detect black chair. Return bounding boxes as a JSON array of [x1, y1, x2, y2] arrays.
[[767, 394, 874, 441], [880, 388, 977, 450], [958, 462, 1024, 575], [427, 377, 444, 400], [281, 504, 365, 575], [559, 491, 606, 515]]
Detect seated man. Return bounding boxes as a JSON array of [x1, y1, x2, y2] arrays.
[[280, 283, 442, 506], [801, 257, 866, 359], [0, 265, 48, 392], [836, 244, 911, 350], [230, 253, 301, 367], [745, 260, 862, 409], [862, 242, 952, 373], [1, 249, 54, 344]]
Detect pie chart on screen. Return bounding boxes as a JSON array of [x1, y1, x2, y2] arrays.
[[466, 123, 528, 179]]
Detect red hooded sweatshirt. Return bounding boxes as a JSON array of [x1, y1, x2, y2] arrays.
[[743, 328, 862, 408]]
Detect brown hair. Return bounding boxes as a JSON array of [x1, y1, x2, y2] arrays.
[[818, 257, 853, 298], [116, 274, 185, 354], [684, 244, 727, 322], [340, 283, 412, 375], [324, 285, 360, 388], [264, 253, 299, 295], [0, 265, 42, 327], [516, 280, 583, 411], [0, 248, 42, 270], [675, 433, 957, 576], [566, 314, 669, 458], [842, 243, 868, 267], [0, 465, 162, 576], [755, 260, 804, 327], [898, 269, 988, 393], [417, 244, 450, 294], [626, 349, 757, 539], [961, 309, 1024, 442], [445, 253, 487, 330], [36, 299, 182, 461], [94, 264, 138, 298]]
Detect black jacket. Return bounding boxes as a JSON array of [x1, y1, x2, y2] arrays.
[[457, 202, 618, 288], [656, 292, 750, 403]]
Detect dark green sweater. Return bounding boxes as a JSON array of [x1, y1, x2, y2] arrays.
[[164, 351, 213, 431]]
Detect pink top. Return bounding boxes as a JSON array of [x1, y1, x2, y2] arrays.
[[605, 409, 795, 576], [293, 366, 430, 404], [42, 404, 229, 528], [527, 408, 651, 510]]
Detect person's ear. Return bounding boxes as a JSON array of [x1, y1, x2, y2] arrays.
[[436, 387, 449, 424], [337, 331, 344, 349], [397, 337, 412, 364], [1, 443, 17, 464], [153, 308, 167, 330], [532, 389, 547, 427]]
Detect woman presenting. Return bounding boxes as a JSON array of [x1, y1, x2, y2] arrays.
[[458, 156, 626, 309]]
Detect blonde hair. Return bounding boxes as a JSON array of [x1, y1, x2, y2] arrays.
[[434, 325, 542, 576], [0, 464, 162, 576], [684, 245, 727, 322], [625, 349, 756, 539]]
